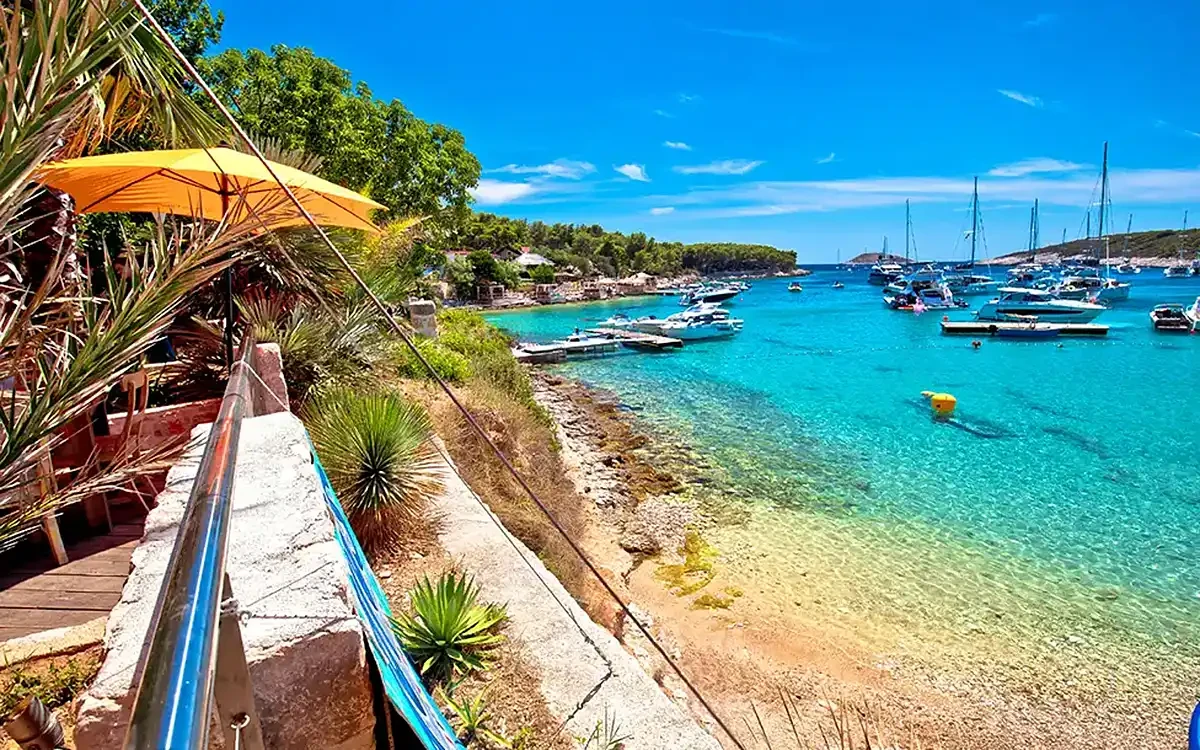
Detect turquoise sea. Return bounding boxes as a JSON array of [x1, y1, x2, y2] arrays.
[[487, 269, 1200, 702]]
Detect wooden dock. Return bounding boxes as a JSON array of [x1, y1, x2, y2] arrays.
[[512, 337, 622, 364], [0, 521, 142, 641], [941, 321, 1110, 337], [585, 328, 685, 349]]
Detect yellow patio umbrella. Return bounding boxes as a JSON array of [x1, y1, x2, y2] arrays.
[[33, 146, 384, 232]]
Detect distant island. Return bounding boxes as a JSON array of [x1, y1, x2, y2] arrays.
[[988, 228, 1200, 265], [847, 252, 909, 264]]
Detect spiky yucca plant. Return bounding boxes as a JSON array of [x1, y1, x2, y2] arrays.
[[304, 387, 443, 554], [392, 572, 507, 684]]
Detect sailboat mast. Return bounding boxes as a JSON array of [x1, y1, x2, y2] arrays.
[[1122, 214, 1131, 257], [970, 176, 978, 266], [905, 200, 910, 265], [1097, 142, 1108, 260], [1033, 199, 1039, 249], [1028, 206, 1035, 252]]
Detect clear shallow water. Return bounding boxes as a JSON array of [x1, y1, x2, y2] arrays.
[[488, 270, 1200, 692]]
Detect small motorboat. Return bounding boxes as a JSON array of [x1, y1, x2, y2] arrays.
[[788, 282, 803, 292], [832, 281, 845, 289], [1164, 264, 1191, 279], [681, 286, 740, 305], [1115, 262, 1141, 274], [867, 262, 904, 286], [599, 313, 633, 329], [1149, 304, 1193, 332], [993, 320, 1062, 339]]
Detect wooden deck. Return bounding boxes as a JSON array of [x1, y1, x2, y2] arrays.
[[940, 320, 1110, 337], [0, 522, 143, 642]]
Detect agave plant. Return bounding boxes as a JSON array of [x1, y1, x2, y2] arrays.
[[304, 387, 443, 554], [391, 572, 507, 684]]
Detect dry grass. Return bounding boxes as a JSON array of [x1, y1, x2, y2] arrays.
[[421, 381, 625, 634]]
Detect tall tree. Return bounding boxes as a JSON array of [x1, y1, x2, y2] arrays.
[[198, 46, 480, 237]]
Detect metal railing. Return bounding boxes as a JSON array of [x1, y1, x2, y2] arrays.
[[123, 332, 264, 750]]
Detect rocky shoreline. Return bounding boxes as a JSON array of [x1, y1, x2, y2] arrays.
[[528, 370, 1184, 750]]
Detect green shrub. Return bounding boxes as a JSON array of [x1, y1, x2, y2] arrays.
[[392, 572, 507, 684], [390, 337, 472, 383], [0, 655, 99, 716], [305, 388, 443, 555]]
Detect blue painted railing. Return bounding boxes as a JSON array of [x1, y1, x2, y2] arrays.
[[312, 451, 463, 750]]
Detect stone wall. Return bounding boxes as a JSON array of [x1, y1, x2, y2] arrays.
[[74, 412, 373, 750]]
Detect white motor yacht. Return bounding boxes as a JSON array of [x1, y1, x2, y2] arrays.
[[977, 288, 1105, 322], [945, 273, 1003, 296], [680, 286, 740, 305], [1164, 264, 1191, 278], [634, 303, 743, 339], [867, 262, 904, 286]]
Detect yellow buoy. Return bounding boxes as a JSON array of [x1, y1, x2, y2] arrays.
[[922, 391, 957, 418]]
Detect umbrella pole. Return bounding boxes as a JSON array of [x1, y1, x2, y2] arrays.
[[221, 185, 234, 370]]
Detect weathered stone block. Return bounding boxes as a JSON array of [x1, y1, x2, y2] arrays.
[[74, 413, 373, 750]]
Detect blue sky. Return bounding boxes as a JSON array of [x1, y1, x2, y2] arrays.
[[213, 0, 1200, 261]]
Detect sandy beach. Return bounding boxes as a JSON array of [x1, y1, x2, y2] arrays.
[[530, 371, 1188, 749]]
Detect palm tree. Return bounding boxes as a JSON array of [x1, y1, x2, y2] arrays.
[[0, 0, 256, 548]]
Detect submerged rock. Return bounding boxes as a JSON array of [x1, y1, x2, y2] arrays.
[[619, 497, 694, 554]]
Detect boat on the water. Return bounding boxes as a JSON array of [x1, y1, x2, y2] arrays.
[[599, 313, 633, 329], [788, 282, 803, 292], [992, 319, 1062, 339], [832, 281, 845, 289], [681, 286, 740, 305], [885, 285, 965, 311], [977, 288, 1106, 322], [1115, 261, 1141, 274], [945, 273, 1003, 296], [1149, 303, 1195, 332], [867, 262, 904, 286], [634, 303, 743, 339], [1164, 264, 1191, 279]]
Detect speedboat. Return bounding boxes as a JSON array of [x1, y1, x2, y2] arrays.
[[832, 281, 845, 289], [681, 286, 740, 305], [867, 262, 904, 286], [884, 285, 965, 311], [788, 282, 803, 292], [1093, 278, 1131, 304], [1164, 264, 1191, 279], [945, 273, 1003, 296], [884, 265, 942, 295], [1149, 303, 1194, 332], [1006, 264, 1055, 288], [634, 303, 743, 339], [977, 288, 1105, 322], [1115, 262, 1141, 274], [599, 313, 633, 329]]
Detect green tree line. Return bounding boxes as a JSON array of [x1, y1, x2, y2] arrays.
[[450, 213, 796, 277]]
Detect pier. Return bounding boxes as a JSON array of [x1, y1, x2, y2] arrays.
[[512, 330, 683, 363], [941, 321, 1110, 337]]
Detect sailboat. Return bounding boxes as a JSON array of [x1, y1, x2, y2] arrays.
[[1165, 210, 1191, 278], [1115, 214, 1141, 274], [1065, 142, 1128, 301], [946, 177, 1002, 296]]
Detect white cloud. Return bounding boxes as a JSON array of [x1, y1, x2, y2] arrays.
[[997, 89, 1043, 108], [1188, 130, 1200, 139], [664, 141, 692, 151], [653, 109, 674, 118], [677, 93, 700, 103], [674, 159, 764, 175], [487, 159, 595, 180], [650, 206, 675, 215], [643, 166, 1200, 219], [614, 164, 650, 182], [988, 157, 1087, 177], [816, 152, 836, 164], [470, 179, 539, 205], [1024, 12, 1057, 27]]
